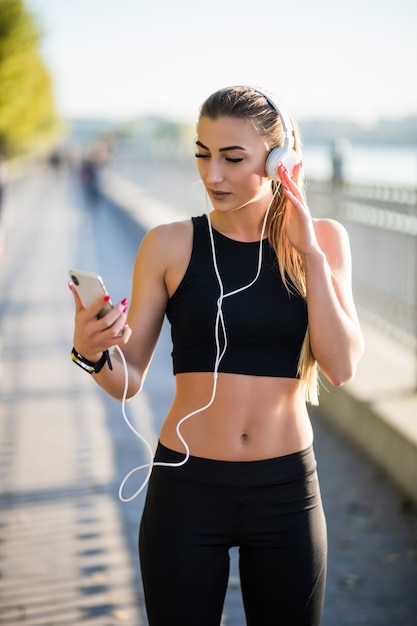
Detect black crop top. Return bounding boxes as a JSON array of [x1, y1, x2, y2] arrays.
[[165, 215, 308, 378]]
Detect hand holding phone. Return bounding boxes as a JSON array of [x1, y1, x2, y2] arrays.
[[69, 269, 113, 319]]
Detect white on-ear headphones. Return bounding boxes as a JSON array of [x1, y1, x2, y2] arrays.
[[248, 86, 300, 179]]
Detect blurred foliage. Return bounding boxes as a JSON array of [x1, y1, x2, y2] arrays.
[[0, 0, 61, 156]]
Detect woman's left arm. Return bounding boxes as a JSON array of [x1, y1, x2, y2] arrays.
[[279, 163, 365, 386]]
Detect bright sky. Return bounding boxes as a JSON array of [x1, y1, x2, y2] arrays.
[[28, 0, 417, 125]]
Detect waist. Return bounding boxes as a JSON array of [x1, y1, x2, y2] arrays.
[[154, 441, 317, 486], [173, 372, 304, 411], [161, 372, 312, 461]]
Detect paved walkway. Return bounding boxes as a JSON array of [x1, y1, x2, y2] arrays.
[[0, 163, 416, 625], [0, 166, 144, 625]]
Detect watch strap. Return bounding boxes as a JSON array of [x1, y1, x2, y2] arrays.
[[71, 347, 113, 374]]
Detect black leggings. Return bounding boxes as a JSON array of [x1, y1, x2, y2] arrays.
[[139, 443, 327, 626]]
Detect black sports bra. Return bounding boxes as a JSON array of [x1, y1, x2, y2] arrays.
[[165, 215, 308, 378]]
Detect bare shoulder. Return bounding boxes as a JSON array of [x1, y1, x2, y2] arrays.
[[313, 217, 348, 242], [135, 219, 194, 297], [138, 219, 193, 263], [143, 218, 193, 243], [312, 218, 352, 277]]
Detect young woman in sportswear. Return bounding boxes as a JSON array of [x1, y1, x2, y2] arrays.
[[69, 86, 364, 625]]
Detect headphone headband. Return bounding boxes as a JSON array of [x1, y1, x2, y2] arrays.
[[247, 86, 295, 151], [245, 85, 299, 178]]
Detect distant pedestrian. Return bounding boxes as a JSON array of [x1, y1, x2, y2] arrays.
[[79, 140, 110, 205], [48, 148, 64, 170], [69, 86, 364, 625], [331, 138, 351, 186]]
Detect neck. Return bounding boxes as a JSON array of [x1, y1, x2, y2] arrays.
[[210, 205, 272, 243]]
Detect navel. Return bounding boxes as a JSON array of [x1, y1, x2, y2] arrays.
[[241, 433, 248, 445]]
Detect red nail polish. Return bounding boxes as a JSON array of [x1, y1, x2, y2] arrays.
[[121, 297, 128, 305], [123, 306, 128, 313], [104, 295, 111, 302]]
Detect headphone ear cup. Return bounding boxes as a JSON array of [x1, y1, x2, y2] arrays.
[[265, 147, 300, 180]]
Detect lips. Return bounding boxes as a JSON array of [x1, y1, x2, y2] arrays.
[[209, 190, 231, 201]]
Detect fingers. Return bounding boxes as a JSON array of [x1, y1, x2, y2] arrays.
[[278, 164, 296, 200], [278, 163, 304, 203], [278, 162, 294, 186], [114, 322, 132, 345], [71, 285, 132, 358], [292, 161, 302, 185], [68, 281, 84, 313], [69, 279, 122, 322], [95, 297, 131, 339], [277, 160, 301, 182], [68, 281, 113, 318]]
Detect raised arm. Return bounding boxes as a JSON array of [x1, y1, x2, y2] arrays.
[[278, 163, 364, 386]]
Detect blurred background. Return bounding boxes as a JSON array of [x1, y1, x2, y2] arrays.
[[1, 0, 417, 182], [0, 1, 416, 625]]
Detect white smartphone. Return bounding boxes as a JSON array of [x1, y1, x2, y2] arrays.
[[69, 269, 113, 319]]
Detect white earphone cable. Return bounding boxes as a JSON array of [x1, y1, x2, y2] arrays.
[[117, 203, 273, 502]]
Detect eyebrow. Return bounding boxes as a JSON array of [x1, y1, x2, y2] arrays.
[[196, 140, 247, 152]]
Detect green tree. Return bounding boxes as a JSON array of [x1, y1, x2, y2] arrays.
[[0, 0, 60, 155]]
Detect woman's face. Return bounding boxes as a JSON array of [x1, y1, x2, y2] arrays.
[[195, 115, 273, 213]]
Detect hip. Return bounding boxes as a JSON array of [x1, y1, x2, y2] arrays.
[[144, 442, 327, 546], [153, 441, 318, 487]]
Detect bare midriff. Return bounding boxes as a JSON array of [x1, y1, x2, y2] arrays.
[[159, 372, 313, 461]]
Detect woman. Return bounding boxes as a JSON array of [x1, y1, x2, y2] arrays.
[[70, 86, 364, 625]]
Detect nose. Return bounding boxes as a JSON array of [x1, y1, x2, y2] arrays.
[[204, 158, 224, 185]]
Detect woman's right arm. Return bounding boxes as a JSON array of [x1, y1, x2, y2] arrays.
[[69, 226, 171, 401]]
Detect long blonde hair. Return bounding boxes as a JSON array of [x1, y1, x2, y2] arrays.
[[198, 86, 319, 405]]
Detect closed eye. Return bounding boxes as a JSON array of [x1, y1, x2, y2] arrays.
[[195, 154, 243, 163]]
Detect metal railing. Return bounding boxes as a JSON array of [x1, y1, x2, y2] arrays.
[[306, 179, 417, 355], [112, 147, 417, 372]]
